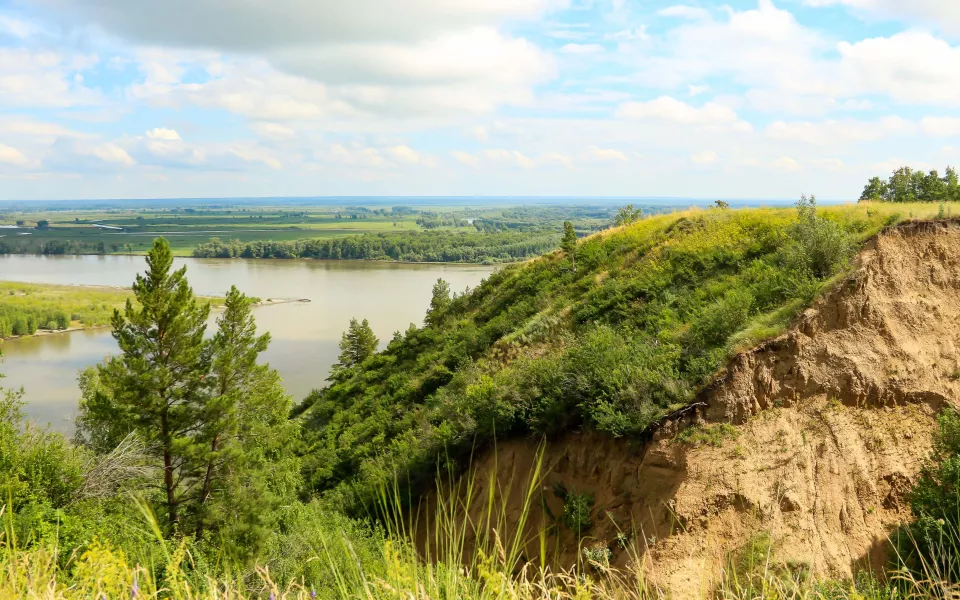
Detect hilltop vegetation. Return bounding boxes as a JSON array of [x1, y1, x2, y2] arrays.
[[295, 198, 898, 509], [860, 165, 960, 202]]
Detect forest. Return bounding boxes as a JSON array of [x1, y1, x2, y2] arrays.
[[859, 165, 960, 202], [6, 202, 960, 599], [191, 229, 562, 263]]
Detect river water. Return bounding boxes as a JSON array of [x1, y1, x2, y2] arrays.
[[0, 254, 496, 428]]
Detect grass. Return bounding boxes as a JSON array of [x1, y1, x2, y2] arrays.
[[0, 281, 225, 339], [0, 281, 131, 333], [4, 447, 960, 600]]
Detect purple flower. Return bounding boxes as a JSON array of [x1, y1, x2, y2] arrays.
[[132, 573, 139, 598], [311, 589, 316, 599], [269, 594, 276, 600]]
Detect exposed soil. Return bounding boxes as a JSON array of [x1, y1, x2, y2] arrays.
[[430, 220, 960, 598]]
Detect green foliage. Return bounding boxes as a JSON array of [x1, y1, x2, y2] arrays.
[[780, 195, 855, 279], [560, 221, 578, 271], [0, 385, 86, 513], [76, 239, 299, 556], [905, 408, 960, 581], [615, 204, 643, 226], [0, 281, 130, 339], [561, 489, 594, 537], [296, 202, 885, 514], [676, 423, 740, 447], [425, 278, 452, 327], [193, 229, 562, 264], [334, 318, 380, 375], [860, 165, 960, 202]]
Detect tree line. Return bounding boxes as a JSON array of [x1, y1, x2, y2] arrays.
[[860, 166, 960, 202], [0, 239, 107, 256], [192, 229, 560, 264], [0, 306, 69, 338]]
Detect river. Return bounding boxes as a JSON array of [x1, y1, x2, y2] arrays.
[[0, 254, 497, 428]]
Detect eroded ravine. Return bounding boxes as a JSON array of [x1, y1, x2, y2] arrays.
[[433, 221, 960, 598]]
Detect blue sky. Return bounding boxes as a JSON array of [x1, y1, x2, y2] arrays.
[[1, 0, 960, 200]]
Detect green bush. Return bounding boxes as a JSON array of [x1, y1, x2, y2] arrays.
[[905, 408, 960, 582]]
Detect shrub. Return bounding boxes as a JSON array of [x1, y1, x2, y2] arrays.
[[780, 195, 855, 279]]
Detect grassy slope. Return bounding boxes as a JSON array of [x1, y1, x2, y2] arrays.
[[297, 202, 931, 510]]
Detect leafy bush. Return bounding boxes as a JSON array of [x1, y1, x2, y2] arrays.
[[905, 408, 960, 582], [780, 195, 855, 279]]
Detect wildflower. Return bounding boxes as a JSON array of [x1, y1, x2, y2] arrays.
[[132, 573, 139, 598], [311, 589, 316, 599]]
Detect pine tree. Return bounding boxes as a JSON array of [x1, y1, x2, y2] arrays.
[[425, 278, 451, 327], [193, 286, 265, 538], [86, 238, 211, 533], [561, 221, 578, 272], [335, 318, 379, 371]]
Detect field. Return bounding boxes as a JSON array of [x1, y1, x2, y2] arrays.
[[0, 201, 658, 258], [0, 205, 427, 256]]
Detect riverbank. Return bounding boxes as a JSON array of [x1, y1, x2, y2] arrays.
[[0, 281, 307, 342]]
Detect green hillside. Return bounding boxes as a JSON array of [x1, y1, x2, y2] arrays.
[[297, 199, 907, 510]]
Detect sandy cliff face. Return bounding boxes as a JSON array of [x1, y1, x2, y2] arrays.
[[444, 221, 960, 598]]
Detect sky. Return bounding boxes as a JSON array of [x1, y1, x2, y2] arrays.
[[1, 0, 959, 200]]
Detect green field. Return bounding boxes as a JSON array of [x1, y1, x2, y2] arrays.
[[0, 205, 428, 256], [0, 202, 634, 258]]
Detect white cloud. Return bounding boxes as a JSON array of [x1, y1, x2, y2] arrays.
[[145, 127, 181, 141], [834, 32, 960, 106], [0, 16, 41, 38], [583, 145, 628, 162], [482, 148, 536, 169], [91, 143, 135, 166], [228, 144, 282, 169], [0, 48, 102, 108], [539, 151, 573, 167], [772, 156, 801, 171], [250, 121, 297, 141], [39, 0, 560, 49], [385, 145, 437, 167], [616, 96, 750, 131], [765, 116, 915, 145], [470, 125, 489, 142], [44, 1, 558, 121], [921, 117, 960, 137], [0, 143, 31, 167], [687, 84, 709, 97], [804, 0, 960, 35], [690, 150, 719, 164], [451, 150, 481, 168]]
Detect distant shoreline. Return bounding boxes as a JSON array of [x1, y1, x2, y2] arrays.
[[0, 282, 298, 344]]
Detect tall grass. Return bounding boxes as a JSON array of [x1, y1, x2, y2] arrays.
[[5, 444, 960, 600]]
